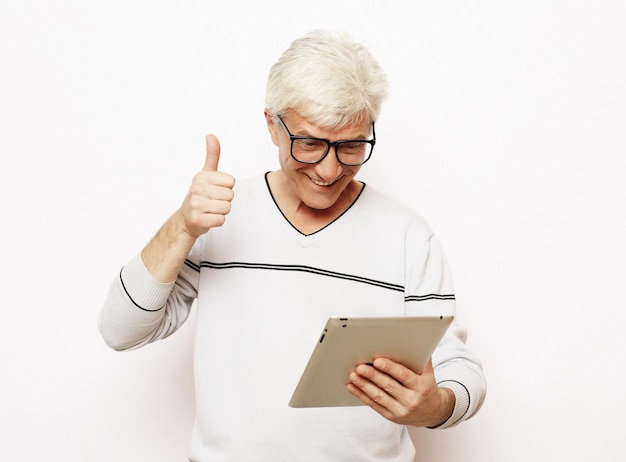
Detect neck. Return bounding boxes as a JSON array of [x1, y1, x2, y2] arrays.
[[266, 171, 363, 235]]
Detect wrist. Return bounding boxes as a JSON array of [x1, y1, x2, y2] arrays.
[[428, 381, 471, 429], [428, 387, 455, 429], [142, 211, 199, 283]]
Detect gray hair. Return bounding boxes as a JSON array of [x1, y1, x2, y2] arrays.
[[265, 30, 388, 128]]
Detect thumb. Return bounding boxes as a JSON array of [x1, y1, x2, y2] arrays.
[[420, 358, 435, 375], [202, 134, 221, 172]]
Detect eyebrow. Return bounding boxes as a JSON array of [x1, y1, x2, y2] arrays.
[[296, 126, 370, 141], [280, 115, 371, 140]]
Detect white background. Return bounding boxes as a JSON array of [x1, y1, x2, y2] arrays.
[[1, 1, 625, 460]]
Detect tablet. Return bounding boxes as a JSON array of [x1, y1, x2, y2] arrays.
[[288, 315, 454, 408]]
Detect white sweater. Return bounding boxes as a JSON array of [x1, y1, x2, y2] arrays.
[[99, 174, 486, 461]]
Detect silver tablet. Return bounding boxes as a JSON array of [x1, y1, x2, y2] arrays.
[[289, 315, 454, 408]]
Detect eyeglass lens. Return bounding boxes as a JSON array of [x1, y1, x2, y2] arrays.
[[291, 139, 372, 165]]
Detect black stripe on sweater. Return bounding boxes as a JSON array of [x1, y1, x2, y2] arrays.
[[119, 267, 163, 312], [185, 259, 454, 302]]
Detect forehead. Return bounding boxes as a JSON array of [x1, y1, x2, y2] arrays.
[[285, 111, 371, 139]]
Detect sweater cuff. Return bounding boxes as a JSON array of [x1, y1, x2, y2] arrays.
[[120, 253, 175, 312], [431, 380, 470, 429]]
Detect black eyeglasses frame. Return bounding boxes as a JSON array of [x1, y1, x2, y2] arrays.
[[276, 115, 376, 166]]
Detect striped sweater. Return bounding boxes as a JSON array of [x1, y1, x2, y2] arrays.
[[99, 173, 485, 461]]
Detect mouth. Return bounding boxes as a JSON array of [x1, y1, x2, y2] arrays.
[[310, 177, 336, 187]]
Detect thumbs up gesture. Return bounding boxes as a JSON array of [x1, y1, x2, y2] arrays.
[[180, 134, 235, 237]]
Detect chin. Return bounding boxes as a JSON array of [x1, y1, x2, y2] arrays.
[[300, 191, 341, 211]]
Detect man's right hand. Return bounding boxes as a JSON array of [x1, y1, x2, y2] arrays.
[[179, 134, 236, 238], [141, 134, 235, 283]]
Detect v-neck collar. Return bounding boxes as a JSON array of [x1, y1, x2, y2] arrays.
[[263, 171, 367, 240]]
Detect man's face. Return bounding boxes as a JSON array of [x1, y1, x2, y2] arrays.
[[266, 110, 371, 212]]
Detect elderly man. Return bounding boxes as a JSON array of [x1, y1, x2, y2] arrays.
[[99, 30, 486, 461]]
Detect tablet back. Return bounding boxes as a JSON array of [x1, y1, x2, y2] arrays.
[[288, 315, 454, 408]]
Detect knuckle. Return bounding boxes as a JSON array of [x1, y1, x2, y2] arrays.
[[188, 195, 201, 208], [191, 170, 207, 184], [395, 407, 411, 421], [383, 382, 398, 395], [371, 391, 386, 404], [404, 394, 422, 412], [206, 214, 226, 228], [188, 182, 204, 197]]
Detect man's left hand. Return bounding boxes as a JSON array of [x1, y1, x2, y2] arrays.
[[346, 357, 455, 428]]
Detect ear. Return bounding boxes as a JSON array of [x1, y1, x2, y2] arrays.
[[264, 109, 279, 146]]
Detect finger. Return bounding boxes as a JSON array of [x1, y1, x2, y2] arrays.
[[204, 198, 233, 215], [346, 371, 396, 418], [346, 380, 384, 408], [202, 134, 221, 172], [371, 358, 414, 388], [356, 362, 406, 399]]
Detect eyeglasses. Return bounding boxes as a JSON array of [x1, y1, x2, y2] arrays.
[[277, 115, 376, 166]]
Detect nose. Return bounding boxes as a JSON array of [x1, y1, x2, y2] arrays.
[[314, 146, 342, 182]]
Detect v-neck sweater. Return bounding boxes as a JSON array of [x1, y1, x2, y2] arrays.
[[99, 174, 486, 461]]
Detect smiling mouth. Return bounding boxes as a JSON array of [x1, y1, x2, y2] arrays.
[[311, 178, 334, 186]]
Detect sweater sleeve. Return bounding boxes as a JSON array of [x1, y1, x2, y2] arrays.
[[431, 325, 486, 429], [404, 225, 486, 429], [98, 244, 200, 351]]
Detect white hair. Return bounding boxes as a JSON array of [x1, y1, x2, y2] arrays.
[[265, 30, 389, 128]]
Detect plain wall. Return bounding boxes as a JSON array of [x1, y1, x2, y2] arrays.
[[1, 1, 625, 460]]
